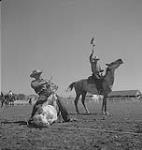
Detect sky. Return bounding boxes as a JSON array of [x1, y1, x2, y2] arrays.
[[1, 0, 142, 96]]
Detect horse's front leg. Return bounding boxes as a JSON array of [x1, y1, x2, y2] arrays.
[[102, 95, 109, 115]]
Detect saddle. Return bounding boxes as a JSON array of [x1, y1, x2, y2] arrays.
[[88, 75, 104, 94]]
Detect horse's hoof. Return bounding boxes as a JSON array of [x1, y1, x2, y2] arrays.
[[86, 111, 90, 114], [102, 111, 111, 116]]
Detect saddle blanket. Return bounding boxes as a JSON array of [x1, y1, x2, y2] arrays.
[[87, 83, 98, 94]]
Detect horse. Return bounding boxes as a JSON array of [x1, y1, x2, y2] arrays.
[[68, 59, 123, 115], [28, 94, 70, 127], [4, 94, 15, 106], [0, 92, 15, 107]]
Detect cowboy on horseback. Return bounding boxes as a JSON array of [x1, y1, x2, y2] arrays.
[[89, 49, 104, 79], [88, 37, 104, 94], [28, 69, 71, 124], [89, 37, 104, 79]]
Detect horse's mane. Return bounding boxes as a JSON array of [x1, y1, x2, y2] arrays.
[[102, 67, 110, 79]]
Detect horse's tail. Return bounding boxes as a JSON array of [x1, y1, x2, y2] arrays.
[[67, 82, 76, 91]]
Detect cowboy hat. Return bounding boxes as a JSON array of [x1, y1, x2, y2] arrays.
[[30, 69, 42, 78], [93, 56, 100, 61]]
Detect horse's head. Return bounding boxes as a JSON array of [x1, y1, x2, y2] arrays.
[[106, 59, 123, 71], [103, 59, 123, 94]]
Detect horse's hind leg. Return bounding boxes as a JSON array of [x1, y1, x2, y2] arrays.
[[74, 94, 80, 114], [81, 92, 90, 114]]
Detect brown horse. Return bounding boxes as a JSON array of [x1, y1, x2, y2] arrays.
[[68, 59, 123, 115]]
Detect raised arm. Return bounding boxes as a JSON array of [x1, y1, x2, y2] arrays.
[[89, 49, 94, 62]]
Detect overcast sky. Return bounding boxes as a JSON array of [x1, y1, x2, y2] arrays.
[[1, 0, 142, 96]]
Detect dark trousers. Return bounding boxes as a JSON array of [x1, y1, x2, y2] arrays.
[[56, 95, 70, 122], [30, 95, 47, 118]]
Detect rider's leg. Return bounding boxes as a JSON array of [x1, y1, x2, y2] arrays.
[[56, 95, 71, 122], [30, 95, 47, 118]]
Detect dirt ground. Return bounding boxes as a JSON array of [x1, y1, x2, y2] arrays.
[[0, 99, 142, 150]]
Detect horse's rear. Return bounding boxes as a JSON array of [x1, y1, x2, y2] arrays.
[[68, 79, 98, 94], [68, 79, 99, 114]]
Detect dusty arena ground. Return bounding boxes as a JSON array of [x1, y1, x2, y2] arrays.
[[0, 99, 142, 150]]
